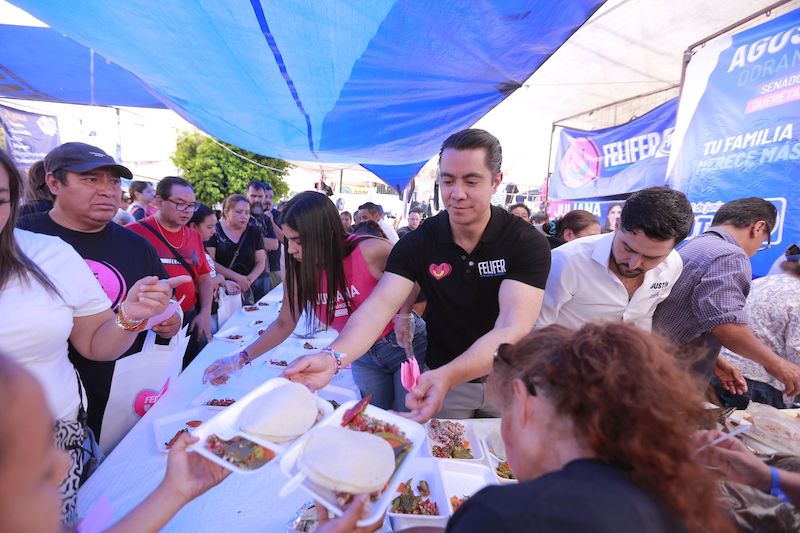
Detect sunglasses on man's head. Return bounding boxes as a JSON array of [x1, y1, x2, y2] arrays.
[[493, 343, 537, 397]]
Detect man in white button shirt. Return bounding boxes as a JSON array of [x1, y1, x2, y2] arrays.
[[537, 187, 693, 332]]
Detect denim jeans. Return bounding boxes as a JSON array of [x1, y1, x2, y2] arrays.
[[351, 314, 427, 412], [712, 376, 788, 409]]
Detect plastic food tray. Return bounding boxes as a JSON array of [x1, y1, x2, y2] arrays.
[[152, 407, 217, 453], [388, 457, 450, 529], [189, 378, 333, 474], [279, 400, 426, 527], [424, 419, 484, 462], [438, 460, 497, 514]]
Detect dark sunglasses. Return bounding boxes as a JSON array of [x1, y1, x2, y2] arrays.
[[494, 343, 537, 397]]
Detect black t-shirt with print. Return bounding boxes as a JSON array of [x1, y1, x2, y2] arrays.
[[446, 459, 684, 533], [386, 206, 550, 370], [17, 212, 167, 438], [250, 213, 280, 272], [207, 222, 265, 276]]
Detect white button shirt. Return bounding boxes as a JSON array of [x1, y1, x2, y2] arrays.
[[537, 232, 683, 332]]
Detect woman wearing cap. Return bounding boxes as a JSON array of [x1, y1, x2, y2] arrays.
[[203, 191, 427, 411], [0, 150, 186, 523], [717, 244, 800, 409], [318, 323, 734, 533]]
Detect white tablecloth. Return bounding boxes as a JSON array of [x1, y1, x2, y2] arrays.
[[77, 285, 357, 532], [77, 285, 505, 531]]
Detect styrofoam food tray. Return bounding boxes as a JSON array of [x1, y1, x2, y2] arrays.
[[152, 407, 217, 453], [279, 400, 426, 527], [438, 460, 497, 514], [191, 381, 251, 409], [481, 434, 516, 485], [189, 377, 333, 473], [316, 383, 361, 407], [248, 318, 268, 328], [424, 419, 484, 461], [388, 458, 450, 529], [212, 326, 255, 345]]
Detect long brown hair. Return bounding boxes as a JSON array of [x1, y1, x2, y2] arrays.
[[487, 323, 733, 533], [0, 151, 59, 295], [280, 191, 354, 326]]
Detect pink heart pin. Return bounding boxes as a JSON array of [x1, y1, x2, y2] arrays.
[[428, 262, 452, 280]]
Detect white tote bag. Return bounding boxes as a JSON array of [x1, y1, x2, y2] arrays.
[[98, 325, 189, 453], [217, 288, 243, 330]]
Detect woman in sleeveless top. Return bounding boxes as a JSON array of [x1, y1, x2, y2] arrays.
[[203, 191, 427, 411]]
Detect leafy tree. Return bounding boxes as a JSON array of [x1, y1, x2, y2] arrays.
[[172, 132, 290, 206]]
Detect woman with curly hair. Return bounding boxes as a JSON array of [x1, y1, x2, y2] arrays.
[[446, 322, 734, 532]]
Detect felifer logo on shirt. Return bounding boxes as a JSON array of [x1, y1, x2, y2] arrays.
[[429, 263, 452, 280], [478, 259, 506, 277]]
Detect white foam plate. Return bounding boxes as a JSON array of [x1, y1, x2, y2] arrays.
[[424, 419, 484, 461], [152, 407, 216, 453], [481, 434, 516, 485], [438, 460, 497, 514], [191, 381, 251, 409], [189, 377, 333, 474], [388, 458, 450, 529], [279, 400, 426, 527], [248, 318, 268, 328], [316, 383, 361, 408]]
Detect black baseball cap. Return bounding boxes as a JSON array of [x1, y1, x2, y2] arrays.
[[44, 142, 133, 180]]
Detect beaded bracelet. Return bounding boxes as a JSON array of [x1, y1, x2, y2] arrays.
[[114, 302, 147, 332], [321, 348, 343, 375]]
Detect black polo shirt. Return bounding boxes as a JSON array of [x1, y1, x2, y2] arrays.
[[386, 205, 550, 370]]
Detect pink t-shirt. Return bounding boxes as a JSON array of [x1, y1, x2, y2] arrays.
[[314, 238, 393, 338]]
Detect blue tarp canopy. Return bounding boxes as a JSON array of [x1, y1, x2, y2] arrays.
[[2, 1, 603, 190]]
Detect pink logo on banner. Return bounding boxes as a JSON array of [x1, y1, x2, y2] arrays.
[[132, 378, 171, 417], [559, 137, 601, 189]]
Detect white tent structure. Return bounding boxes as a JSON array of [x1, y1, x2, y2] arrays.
[[2, 0, 799, 192], [476, 0, 800, 187]]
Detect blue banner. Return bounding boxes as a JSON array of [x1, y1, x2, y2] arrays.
[[547, 196, 631, 232], [550, 98, 677, 200], [0, 103, 60, 171], [668, 8, 800, 277]]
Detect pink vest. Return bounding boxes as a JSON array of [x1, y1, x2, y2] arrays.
[[314, 239, 393, 338]]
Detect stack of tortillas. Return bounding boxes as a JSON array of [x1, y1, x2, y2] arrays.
[[240, 381, 318, 443], [298, 425, 395, 493]]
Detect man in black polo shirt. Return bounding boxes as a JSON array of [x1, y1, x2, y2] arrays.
[[285, 129, 550, 421]]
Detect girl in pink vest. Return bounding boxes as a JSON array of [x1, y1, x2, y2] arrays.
[[203, 192, 426, 410]]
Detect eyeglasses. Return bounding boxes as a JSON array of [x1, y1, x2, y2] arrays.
[[165, 198, 200, 212], [493, 343, 537, 396], [757, 222, 773, 252]]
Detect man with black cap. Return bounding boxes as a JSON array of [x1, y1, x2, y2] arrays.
[[18, 142, 186, 453]]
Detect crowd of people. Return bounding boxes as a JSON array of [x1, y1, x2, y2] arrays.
[[0, 127, 798, 532]]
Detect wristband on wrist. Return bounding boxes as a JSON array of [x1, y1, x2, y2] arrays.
[[239, 350, 251, 368], [769, 467, 790, 503], [322, 348, 343, 375]]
